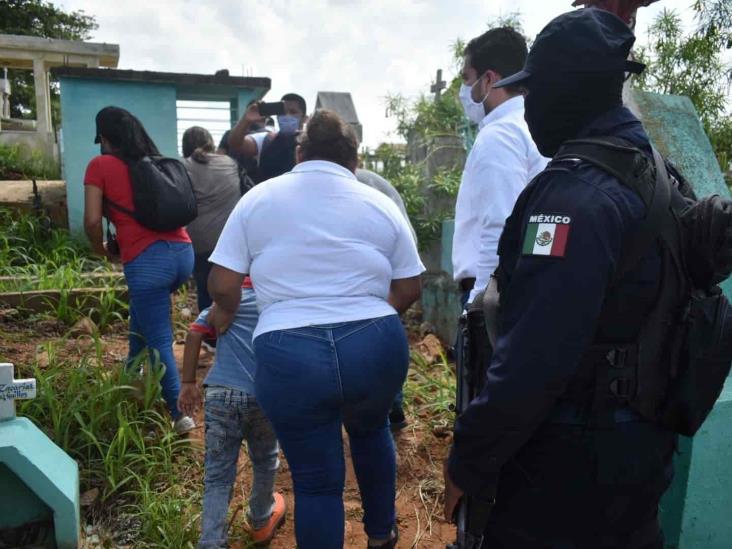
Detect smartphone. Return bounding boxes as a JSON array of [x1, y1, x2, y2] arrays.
[[258, 101, 286, 117]]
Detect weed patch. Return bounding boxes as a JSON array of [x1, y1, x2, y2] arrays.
[[0, 208, 126, 329], [0, 144, 60, 180], [17, 341, 202, 546], [404, 351, 456, 432]]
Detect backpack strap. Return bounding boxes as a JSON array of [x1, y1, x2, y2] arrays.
[[103, 197, 136, 219], [555, 138, 672, 285]]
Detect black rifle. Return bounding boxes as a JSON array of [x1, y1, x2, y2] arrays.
[[447, 301, 495, 549]]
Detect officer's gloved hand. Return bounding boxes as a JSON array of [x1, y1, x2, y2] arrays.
[[682, 195, 732, 288]]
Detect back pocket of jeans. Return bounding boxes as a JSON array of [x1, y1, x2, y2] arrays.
[[204, 422, 227, 456]]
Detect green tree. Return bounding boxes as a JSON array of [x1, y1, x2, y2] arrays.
[[0, 0, 97, 126], [374, 13, 529, 247], [634, 0, 732, 174], [385, 12, 528, 144]]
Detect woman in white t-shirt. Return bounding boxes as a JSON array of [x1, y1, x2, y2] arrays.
[[208, 110, 424, 549]]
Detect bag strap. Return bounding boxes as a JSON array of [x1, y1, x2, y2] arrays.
[[104, 197, 136, 219], [238, 168, 255, 197], [554, 138, 672, 285]]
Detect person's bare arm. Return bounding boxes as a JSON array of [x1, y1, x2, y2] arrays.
[[208, 265, 245, 333], [178, 330, 203, 417], [228, 102, 266, 158], [388, 276, 422, 314], [181, 331, 203, 384], [84, 185, 107, 256]]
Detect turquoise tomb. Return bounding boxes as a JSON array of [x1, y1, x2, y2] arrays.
[[0, 362, 80, 548]]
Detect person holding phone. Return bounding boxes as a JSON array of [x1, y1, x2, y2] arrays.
[[227, 93, 308, 182]]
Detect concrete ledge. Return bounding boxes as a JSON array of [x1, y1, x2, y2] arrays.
[[0, 286, 127, 317], [0, 179, 67, 227], [0, 417, 79, 548]]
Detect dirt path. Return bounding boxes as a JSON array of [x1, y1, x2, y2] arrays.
[[0, 315, 456, 548], [181, 344, 456, 548]]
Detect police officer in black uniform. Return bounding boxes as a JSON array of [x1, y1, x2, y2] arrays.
[[444, 8, 677, 548]]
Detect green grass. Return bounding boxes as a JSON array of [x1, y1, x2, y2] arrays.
[[0, 143, 60, 180], [0, 208, 127, 329], [404, 350, 456, 431], [18, 341, 202, 547], [0, 208, 96, 269]]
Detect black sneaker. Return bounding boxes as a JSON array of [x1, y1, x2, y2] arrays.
[[389, 406, 408, 432], [367, 525, 398, 548]]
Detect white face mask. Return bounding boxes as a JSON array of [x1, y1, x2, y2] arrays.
[[459, 75, 491, 124]]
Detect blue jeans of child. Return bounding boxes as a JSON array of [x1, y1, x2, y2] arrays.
[[254, 315, 409, 549], [123, 240, 194, 419], [199, 387, 280, 549]]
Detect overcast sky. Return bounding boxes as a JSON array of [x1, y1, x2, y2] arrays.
[[58, 0, 698, 148]]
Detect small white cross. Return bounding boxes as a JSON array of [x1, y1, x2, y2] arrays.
[[0, 363, 36, 421]]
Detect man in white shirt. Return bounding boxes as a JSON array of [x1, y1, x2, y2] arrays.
[[452, 27, 548, 304], [228, 93, 307, 182]]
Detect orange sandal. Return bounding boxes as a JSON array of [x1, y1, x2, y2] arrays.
[[250, 492, 287, 545]]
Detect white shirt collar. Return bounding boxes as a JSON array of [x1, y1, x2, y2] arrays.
[[291, 160, 357, 179], [478, 95, 525, 130]]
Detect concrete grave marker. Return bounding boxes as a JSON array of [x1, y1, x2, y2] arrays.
[[0, 363, 80, 548], [0, 362, 36, 420]]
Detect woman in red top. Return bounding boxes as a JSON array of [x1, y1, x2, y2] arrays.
[[83, 106, 196, 434]]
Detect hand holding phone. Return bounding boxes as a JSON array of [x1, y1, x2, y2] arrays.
[[258, 101, 286, 117]]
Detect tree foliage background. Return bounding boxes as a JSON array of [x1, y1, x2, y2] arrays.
[[370, 13, 528, 248], [0, 0, 97, 128], [634, 0, 732, 174]]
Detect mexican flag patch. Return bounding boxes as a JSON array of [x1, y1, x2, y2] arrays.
[[522, 214, 571, 257]]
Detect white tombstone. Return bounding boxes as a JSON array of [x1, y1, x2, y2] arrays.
[[0, 363, 36, 421]]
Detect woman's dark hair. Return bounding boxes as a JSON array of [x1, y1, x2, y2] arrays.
[[94, 106, 160, 161], [182, 126, 215, 164], [297, 109, 358, 169]]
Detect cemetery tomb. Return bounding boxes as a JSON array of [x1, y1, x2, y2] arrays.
[[0, 363, 80, 548]]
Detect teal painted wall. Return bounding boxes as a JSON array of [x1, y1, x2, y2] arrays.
[[661, 378, 732, 548], [237, 89, 264, 121], [57, 77, 178, 234], [629, 89, 732, 299]]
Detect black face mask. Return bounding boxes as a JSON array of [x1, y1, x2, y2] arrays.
[[524, 72, 625, 157]]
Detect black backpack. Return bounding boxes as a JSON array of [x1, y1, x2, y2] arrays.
[[554, 138, 732, 436], [106, 156, 198, 232], [258, 132, 298, 182], [238, 166, 257, 196]]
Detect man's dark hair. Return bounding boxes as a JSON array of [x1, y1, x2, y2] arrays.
[[465, 27, 528, 93], [281, 93, 307, 115]]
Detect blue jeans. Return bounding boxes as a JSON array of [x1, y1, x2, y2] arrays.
[[254, 315, 409, 548], [199, 387, 279, 549], [123, 240, 194, 418]]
